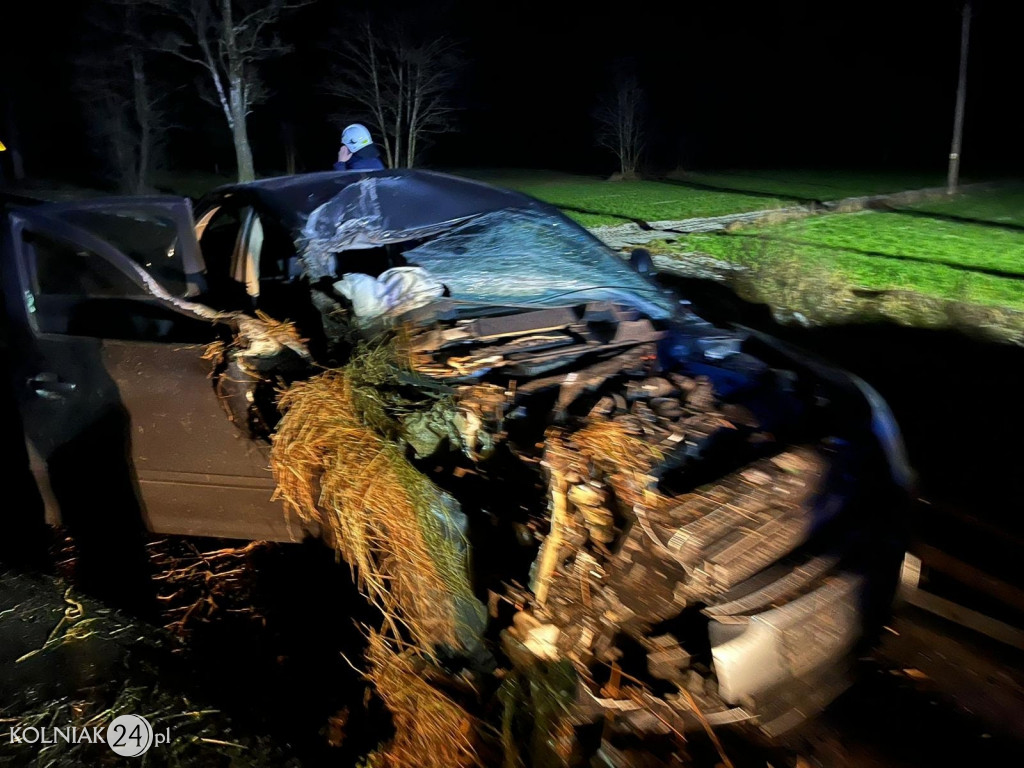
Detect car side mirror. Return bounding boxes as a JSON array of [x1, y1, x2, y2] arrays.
[[629, 247, 655, 275]]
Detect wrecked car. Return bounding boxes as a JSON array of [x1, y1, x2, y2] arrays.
[[1, 170, 912, 765]]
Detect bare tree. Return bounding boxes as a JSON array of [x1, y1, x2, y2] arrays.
[[325, 20, 458, 168], [152, 0, 304, 182], [75, 1, 167, 192], [595, 74, 645, 179]]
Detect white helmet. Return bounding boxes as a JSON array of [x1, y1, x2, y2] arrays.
[[341, 123, 373, 152]]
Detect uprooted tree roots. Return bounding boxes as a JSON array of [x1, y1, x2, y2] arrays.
[[268, 346, 488, 766], [272, 368, 480, 652]]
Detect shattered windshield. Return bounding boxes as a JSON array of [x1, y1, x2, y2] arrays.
[[403, 209, 676, 317]]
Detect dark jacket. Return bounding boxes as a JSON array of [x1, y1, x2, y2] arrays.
[[333, 143, 386, 171]]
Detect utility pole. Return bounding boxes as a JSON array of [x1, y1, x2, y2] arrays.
[[947, 2, 972, 194]]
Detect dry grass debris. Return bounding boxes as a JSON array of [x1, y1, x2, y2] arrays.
[[271, 364, 476, 652], [363, 632, 480, 768]]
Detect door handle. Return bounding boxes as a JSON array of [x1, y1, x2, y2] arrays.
[[28, 372, 77, 400]]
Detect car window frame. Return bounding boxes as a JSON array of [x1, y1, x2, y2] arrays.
[[7, 206, 212, 343], [34, 197, 205, 294]]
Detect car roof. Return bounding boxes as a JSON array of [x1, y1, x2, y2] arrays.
[[206, 169, 544, 233]]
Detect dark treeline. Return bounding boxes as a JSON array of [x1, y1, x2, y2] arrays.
[[2, 0, 1021, 187]]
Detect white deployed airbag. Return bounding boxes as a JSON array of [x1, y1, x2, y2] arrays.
[[334, 266, 445, 321]]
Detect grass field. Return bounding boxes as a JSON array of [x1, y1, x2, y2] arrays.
[[896, 185, 1024, 227], [654, 193, 1024, 312], [460, 168, 988, 227], [460, 169, 787, 227], [681, 169, 949, 202]]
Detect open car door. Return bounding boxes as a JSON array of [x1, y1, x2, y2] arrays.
[[2, 197, 304, 542]]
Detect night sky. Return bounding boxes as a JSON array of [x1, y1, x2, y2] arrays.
[[2, 0, 1021, 183]]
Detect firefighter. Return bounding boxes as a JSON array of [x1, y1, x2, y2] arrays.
[[334, 123, 386, 171]]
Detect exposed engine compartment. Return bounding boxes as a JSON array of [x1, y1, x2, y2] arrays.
[[206, 285, 903, 765]]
